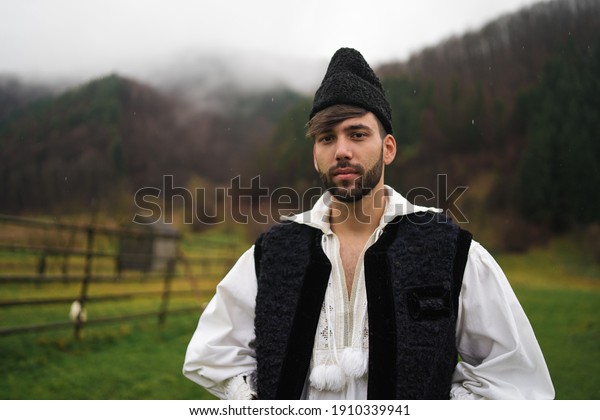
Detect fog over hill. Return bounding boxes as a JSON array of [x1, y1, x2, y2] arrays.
[[3, 1, 592, 117], [0, 50, 325, 117], [141, 51, 326, 112]]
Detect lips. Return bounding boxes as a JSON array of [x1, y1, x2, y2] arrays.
[[331, 167, 363, 184], [333, 168, 358, 176], [333, 170, 358, 180]]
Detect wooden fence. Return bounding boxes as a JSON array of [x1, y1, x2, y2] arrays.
[[0, 214, 238, 339]]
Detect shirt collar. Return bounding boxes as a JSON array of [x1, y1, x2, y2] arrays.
[[283, 185, 442, 234]]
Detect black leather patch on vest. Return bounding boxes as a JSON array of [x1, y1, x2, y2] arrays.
[[407, 285, 451, 320]]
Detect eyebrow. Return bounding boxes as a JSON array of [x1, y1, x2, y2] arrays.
[[343, 124, 373, 133], [316, 123, 374, 137]]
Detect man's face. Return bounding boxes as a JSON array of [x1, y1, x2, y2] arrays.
[[313, 112, 396, 203]]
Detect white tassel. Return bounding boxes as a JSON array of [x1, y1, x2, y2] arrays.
[[309, 365, 329, 391], [325, 364, 346, 391], [309, 364, 346, 392], [341, 348, 368, 378]]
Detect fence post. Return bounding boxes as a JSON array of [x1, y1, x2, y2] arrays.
[[61, 254, 69, 284], [158, 257, 176, 325], [36, 253, 47, 288], [74, 226, 94, 339]]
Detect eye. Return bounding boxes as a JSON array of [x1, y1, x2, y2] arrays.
[[351, 132, 367, 139], [318, 134, 334, 143]]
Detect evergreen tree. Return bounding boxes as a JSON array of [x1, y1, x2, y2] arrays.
[[517, 38, 600, 230]]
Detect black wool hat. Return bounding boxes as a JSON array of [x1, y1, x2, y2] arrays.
[[309, 47, 393, 134]]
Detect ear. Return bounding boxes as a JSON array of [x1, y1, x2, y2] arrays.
[[383, 134, 397, 165]]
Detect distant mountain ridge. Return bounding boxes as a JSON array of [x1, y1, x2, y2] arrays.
[[0, 76, 56, 122], [0, 73, 302, 212], [0, 75, 191, 210]]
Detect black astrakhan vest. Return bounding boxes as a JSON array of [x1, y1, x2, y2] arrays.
[[253, 212, 472, 400]]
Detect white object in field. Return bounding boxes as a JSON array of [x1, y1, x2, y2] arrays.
[[69, 300, 88, 322]]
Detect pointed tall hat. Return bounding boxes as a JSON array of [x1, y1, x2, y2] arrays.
[[309, 47, 393, 134]]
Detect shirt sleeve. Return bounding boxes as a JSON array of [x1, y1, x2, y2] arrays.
[[182, 246, 258, 399], [451, 241, 555, 400]]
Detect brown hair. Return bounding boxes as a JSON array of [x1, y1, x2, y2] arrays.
[[306, 104, 387, 140]]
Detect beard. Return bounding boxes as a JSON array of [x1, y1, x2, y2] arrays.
[[319, 151, 384, 203]]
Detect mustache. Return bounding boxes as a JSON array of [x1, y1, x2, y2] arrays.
[[327, 161, 364, 177]]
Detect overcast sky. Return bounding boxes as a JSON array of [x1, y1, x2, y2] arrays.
[[0, 0, 546, 87]]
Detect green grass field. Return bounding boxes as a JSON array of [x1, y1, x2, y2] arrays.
[[495, 239, 600, 400], [0, 233, 598, 400], [0, 316, 213, 399]]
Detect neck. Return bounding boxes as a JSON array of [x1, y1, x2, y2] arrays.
[[329, 182, 387, 235]]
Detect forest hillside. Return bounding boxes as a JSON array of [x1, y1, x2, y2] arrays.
[[1, 0, 598, 250]]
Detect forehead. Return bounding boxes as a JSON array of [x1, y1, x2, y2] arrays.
[[327, 112, 379, 132]]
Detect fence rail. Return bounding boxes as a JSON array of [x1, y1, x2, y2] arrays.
[[0, 213, 238, 339]]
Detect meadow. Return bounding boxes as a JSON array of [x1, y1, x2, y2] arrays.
[[0, 231, 598, 400], [494, 238, 600, 400]]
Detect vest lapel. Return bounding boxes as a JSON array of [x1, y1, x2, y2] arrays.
[[364, 217, 400, 399], [275, 230, 331, 399]]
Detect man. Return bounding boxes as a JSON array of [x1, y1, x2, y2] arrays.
[[183, 48, 554, 400]]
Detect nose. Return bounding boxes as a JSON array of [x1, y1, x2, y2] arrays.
[[334, 137, 353, 161]]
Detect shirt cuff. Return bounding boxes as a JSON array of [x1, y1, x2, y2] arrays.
[[450, 384, 486, 400], [225, 373, 257, 400]]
